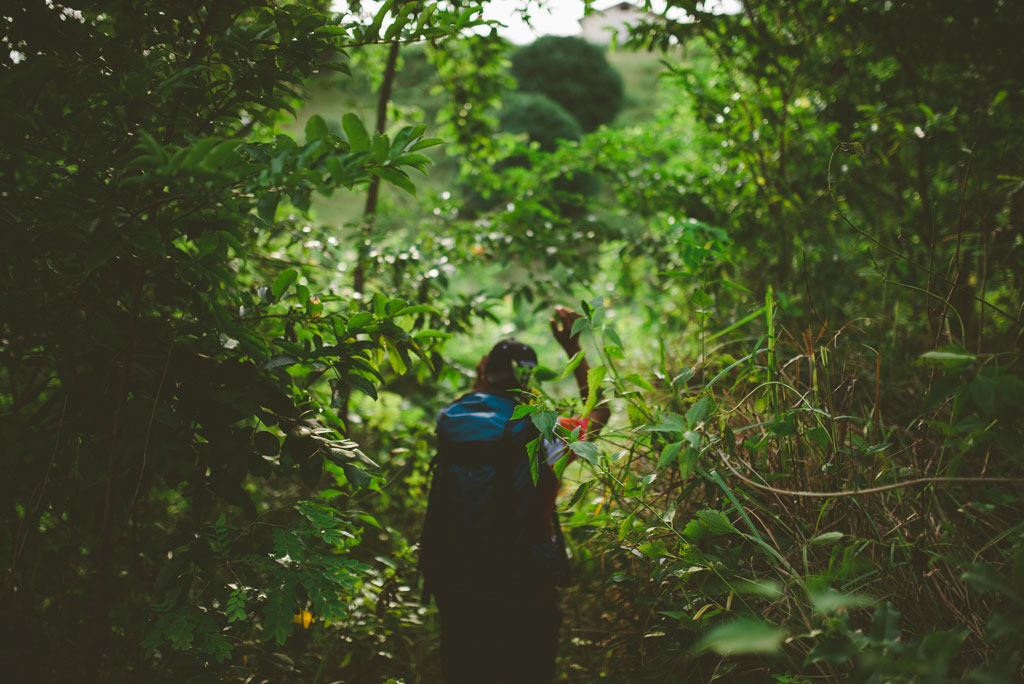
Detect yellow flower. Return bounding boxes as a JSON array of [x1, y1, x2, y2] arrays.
[[291, 610, 314, 629]]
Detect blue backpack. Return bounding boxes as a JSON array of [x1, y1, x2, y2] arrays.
[[419, 392, 570, 599]]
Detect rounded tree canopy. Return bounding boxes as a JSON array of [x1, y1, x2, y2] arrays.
[[499, 91, 583, 152], [510, 35, 624, 132]]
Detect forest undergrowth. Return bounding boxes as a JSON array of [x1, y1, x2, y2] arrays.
[[2, 1, 1022, 683]]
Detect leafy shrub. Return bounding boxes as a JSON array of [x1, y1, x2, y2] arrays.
[[499, 91, 583, 152], [510, 35, 623, 131]]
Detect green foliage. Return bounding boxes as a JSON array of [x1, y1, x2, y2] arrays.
[[0, 1, 479, 680], [4, 0, 1024, 682], [510, 35, 624, 131], [500, 91, 583, 152]]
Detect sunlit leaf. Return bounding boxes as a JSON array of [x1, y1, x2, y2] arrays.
[[810, 587, 874, 614], [569, 440, 599, 464], [809, 531, 844, 545], [272, 268, 298, 300], [696, 509, 736, 535], [695, 619, 784, 655]]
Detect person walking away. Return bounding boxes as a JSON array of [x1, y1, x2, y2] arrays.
[[419, 306, 609, 683]]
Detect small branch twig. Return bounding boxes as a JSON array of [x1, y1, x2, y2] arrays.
[[717, 449, 1024, 498]]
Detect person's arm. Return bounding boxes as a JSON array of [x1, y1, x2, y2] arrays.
[[549, 306, 610, 435]]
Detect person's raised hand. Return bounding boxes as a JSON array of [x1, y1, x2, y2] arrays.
[[550, 305, 583, 356]]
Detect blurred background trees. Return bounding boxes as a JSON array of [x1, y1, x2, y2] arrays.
[[510, 35, 624, 132]]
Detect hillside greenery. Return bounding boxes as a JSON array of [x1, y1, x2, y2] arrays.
[[2, 1, 1023, 682]]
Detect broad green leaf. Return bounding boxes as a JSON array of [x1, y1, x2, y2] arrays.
[[581, 366, 606, 417], [384, 297, 408, 316], [679, 446, 697, 480], [511, 404, 538, 419], [806, 426, 831, 448], [383, 338, 407, 375], [624, 372, 654, 390], [569, 440, 599, 464], [343, 463, 371, 489], [272, 268, 298, 300], [530, 410, 558, 440], [344, 373, 378, 400], [686, 395, 709, 426], [558, 351, 585, 380], [342, 113, 370, 152], [304, 114, 329, 141], [696, 509, 736, 535], [370, 166, 416, 195], [413, 329, 452, 340], [869, 602, 902, 643], [408, 136, 444, 151], [195, 230, 219, 258], [640, 539, 669, 559], [346, 311, 374, 332], [393, 152, 432, 167], [264, 354, 298, 370], [371, 133, 390, 163], [673, 366, 696, 386], [682, 517, 707, 540], [604, 325, 623, 348], [257, 192, 280, 223], [533, 365, 558, 382], [216, 230, 243, 257], [657, 441, 682, 470], [526, 438, 540, 486], [562, 480, 593, 511], [373, 292, 387, 317], [391, 123, 425, 152], [645, 414, 686, 434], [552, 451, 571, 479], [603, 344, 624, 359]]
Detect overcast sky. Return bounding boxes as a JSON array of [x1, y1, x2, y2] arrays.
[[350, 1, 741, 45], [479, 1, 741, 44]]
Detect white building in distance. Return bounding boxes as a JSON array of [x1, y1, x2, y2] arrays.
[[579, 1, 654, 45]]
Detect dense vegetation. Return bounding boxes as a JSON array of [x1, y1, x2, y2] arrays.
[[509, 35, 624, 132], [2, 1, 1022, 682]]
